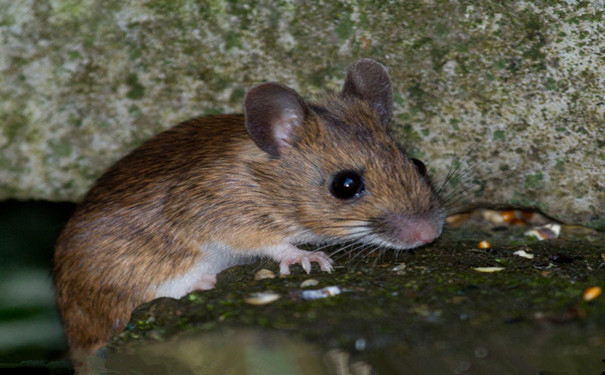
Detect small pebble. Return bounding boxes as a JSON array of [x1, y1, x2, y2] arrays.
[[513, 249, 534, 259], [500, 210, 516, 223], [473, 267, 504, 273], [583, 286, 602, 302], [481, 209, 505, 225], [445, 213, 470, 228], [245, 292, 280, 305], [300, 279, 319, 288], [355, 338, 367, 351], [254, 269, 275, 280], [301, 286, 342, 300], [525, 224, 561, 241], [391, 263, 407, 272], [545, 223, 561, 235], [478, 240, 491, 249]]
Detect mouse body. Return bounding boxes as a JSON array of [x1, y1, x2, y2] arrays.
[[53, 59, 444, 372]]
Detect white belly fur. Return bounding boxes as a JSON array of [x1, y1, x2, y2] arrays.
[[153, 242, 252, 299]]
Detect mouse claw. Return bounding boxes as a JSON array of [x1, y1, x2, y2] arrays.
[[280, 262, 291, 275], [270, 245, 334, 275], [302, 257, 312, 273], [316, 253, 334, 273]]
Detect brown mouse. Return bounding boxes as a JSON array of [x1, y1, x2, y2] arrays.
[[53, 58, 444, 373]]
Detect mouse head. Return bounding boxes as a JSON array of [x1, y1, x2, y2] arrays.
[[244, 59, 444, 250]]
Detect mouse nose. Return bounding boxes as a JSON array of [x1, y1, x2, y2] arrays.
[[401, 219, 440, 245], [386, 214, 443, 248]]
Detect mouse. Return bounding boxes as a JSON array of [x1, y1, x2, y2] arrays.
[[53, 58, 445, 373]]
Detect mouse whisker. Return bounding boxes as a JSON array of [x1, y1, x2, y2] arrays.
[[442, 182, 480, 213], [436, 162, 480, 214], [442, 183, 477, 204], [328, 241, 364, 258], [435, 150, 471, 191], [318, 224, 370, 230], [349, 244, 380, 268], [307, 242, 338, 253], [330, 241, 372, 262]]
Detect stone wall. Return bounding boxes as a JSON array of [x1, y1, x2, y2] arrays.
[[1, 1, 603, 229]]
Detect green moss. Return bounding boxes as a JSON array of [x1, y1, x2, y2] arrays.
[[587, 216, 605, 230], [126, 73, 146, 100], [107, 227, 605, 374], [144, 0, 187, 13], [401, 123, 422, 144], [2, 112, 28, 142], [509, 192, 535, 207], [202, 107, 226, 115], [229, 87, 245, 102], [67, 50, 82, 59], [1, 0, 603, 228], [128, 48, 142, 61], [393, 92, 406, 107], [335, 17, 354, 39], [493, 130, 505, 141], [554, 159, 565, 173], [495, 58, 508, 70], [430, 45, 450, 70], [51, 0, 89, 20], [524, 173, 544, 189], [545, 77, 558, 90], [128, 105, 142, 117], [50, 141, 73, 158], [225, 31, 242, 50], [407, 84, 428, 110], [449, 118, 460, 130]]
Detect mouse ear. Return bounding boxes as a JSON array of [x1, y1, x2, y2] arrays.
[[341, 59, 393, 127], [244, 83, 306, 157]]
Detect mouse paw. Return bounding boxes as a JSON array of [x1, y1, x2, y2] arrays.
[[272, 245, 333, 275]]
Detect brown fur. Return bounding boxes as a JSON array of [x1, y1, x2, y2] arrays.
[[53, 59, 444, 372], [54, 115, 287, 353]]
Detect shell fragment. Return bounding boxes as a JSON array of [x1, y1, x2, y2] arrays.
[[513, 249, 534, 259], [245, 292, 280, 305], [473, 267, 505, 273]]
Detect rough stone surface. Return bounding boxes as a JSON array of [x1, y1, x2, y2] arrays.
[[104, 224, 605, 374], [1, 1, 603, 229]]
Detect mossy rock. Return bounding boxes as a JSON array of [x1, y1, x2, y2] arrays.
[[104, 226, 605, 374], [0, 1, 603, 229]]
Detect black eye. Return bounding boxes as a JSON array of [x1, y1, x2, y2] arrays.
[[329, 170, 364, 200], [411, 158, 427, 176]]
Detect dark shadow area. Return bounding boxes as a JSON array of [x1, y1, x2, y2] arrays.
[[0, 200, 76, 374], [0, 200, 75, 271]]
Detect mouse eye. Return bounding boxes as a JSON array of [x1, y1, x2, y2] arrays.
[[329, 170, 364, 200], [411, 158, 427, 176]]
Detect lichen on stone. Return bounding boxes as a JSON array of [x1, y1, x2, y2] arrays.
[[0, 0, 602, 228]]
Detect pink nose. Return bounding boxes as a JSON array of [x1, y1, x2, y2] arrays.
[[389, 215, 442, 248]]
